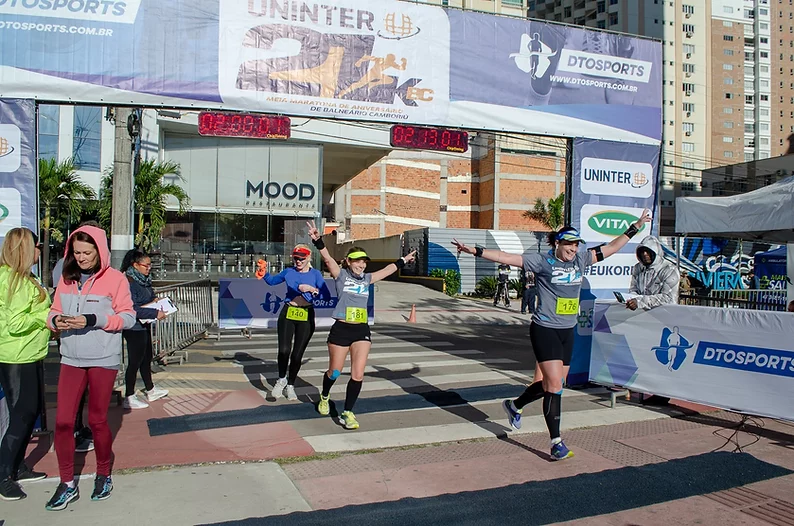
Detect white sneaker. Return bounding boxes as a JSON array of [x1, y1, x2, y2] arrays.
[[123, 395, 149, 409], [271, 378, 287, 399], [285, 385, 297, 401], [144, 386, 169, 402]]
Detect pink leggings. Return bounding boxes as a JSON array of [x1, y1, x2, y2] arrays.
[[54, 364, 117, 482]]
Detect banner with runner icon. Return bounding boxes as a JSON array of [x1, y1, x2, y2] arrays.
[[591, 302, 794, 422]]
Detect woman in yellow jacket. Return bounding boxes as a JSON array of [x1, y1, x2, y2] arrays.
[[0, 228, 51, 501]]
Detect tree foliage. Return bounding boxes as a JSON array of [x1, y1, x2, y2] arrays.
[[523, 193, 565, 231]]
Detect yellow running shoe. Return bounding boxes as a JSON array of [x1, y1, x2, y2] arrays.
[[340, 410, 359, 430], [317, 394, 330, 416]]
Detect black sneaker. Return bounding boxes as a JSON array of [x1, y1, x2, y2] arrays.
[[91, 475, 113, 501], [75, 437, 95, 453], [15, 464, 47, 482], [45, 482, 79, 511], [0, 477, 26, 501]]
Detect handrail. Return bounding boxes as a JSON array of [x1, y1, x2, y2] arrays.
[[150, 279, 213, 362]]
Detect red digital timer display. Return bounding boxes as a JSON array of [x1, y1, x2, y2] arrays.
[[198, 111, 291, 139], [390, 125, 468, 153]]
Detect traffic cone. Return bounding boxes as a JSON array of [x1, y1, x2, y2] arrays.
[[407, 304, 417, 323]]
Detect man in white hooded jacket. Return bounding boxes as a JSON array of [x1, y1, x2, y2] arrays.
[[626, 236, 680, 311]]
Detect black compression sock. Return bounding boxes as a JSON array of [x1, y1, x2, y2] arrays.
[[542, 392, 562, 440], [344, 379, 363, 412], [514, 381, 545, 409], [321, 372, 337, 397]]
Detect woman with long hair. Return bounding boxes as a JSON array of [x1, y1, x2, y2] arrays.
[[453, 210, 651, 461], [0, 228, 51, 501], [307, 221, 416, 430], [258, 244, 331, 400], [46, 225, 135, 510], [120, 249, 168, 409]]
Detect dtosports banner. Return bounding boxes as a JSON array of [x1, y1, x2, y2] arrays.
[[591, 303, 794, 422], [0, 0, 662, 142], [0, 99, 37, 241]]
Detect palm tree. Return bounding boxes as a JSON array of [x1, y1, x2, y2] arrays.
[[39, 157, 97, 286], [100, 159, 189, 251], [523, 193, 565, 231]]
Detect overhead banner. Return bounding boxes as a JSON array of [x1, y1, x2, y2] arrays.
[[0, 98, 37, 240], [591, 303, 794, 422], [0, 0, 661, 142], [567, 137, 661, 386], [218, 277, 374, 329]]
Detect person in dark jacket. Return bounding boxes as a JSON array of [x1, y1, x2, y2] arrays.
[[120, 249, 168, 410]]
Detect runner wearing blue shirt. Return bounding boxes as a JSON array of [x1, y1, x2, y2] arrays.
[[452, 209, 651, 460], [260, 244, 331, 401]]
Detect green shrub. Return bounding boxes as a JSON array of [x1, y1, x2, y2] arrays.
[[475, 276, 498, 298], [429, 268, 461, 297]]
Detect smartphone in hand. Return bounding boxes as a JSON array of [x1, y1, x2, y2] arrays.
[[613, 291, 626, 303]]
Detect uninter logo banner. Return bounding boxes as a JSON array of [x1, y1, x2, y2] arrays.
[[580, 157, 653, 199], [0, 99, 37, 239], [0, 0, 142, 23]]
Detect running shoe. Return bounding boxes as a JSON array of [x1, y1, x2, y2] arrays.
[[502, 399, 522, 430], [75, 437, 95, 453], [45, 483, 79, 511], [271, 377, 288, 399], [144, 385, 169, 402], [340, 410, 359, 430], [91, 475, 113, 501], [550, 440, 574, 461], [123, 395, 149, 409], [284, 384, 298, 401], [0, 477, 25, 501], [317, 394, 330, 416], [15, 464, 47, 482]]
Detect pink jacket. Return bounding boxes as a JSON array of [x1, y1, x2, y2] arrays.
[[48, 226, 136, 368]]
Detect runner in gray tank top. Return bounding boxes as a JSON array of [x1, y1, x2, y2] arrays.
[[452, 209, 651, 460], [307, 220, 417, 430]]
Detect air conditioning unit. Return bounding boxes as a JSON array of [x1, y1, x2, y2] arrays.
[[685, 13, 691, 18], [685, 131, 692, 136], [686, 53, 692, 58], [686, 31, 693, 37], [686, 111, 692, 117], [685, 90, 692, 96], [685, 72, 691, 77]]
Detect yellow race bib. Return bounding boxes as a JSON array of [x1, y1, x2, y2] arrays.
[[345, 307, 368, 323], [556, 298, 579, 315], [286, 306, 309, 322]]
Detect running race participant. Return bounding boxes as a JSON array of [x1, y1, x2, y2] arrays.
[[452, 209, 651, 460], [307, 220, 416, 430], [258, 245, 331, 401]]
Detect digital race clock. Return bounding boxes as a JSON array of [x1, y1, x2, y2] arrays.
[[390, 125, 469, 153], [197, 111, 291, 139]]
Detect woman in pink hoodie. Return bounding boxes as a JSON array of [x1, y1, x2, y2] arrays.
[[46, 226, 135, 511]]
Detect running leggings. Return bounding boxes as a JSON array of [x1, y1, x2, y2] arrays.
[[0, 362, 41, 479], [54, 364, 117, 482], [123, 328, 154, 397], [276, 306, 316, 385]]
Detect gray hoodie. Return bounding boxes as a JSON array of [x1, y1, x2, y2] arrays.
[[629, 236, 680, 310]]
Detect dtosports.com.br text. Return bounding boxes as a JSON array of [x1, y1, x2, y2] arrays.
[[550, 75, 638, 92], [0, 20, 113, 36]]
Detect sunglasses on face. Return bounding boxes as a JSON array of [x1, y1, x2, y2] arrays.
[[292, 256, 307, 261]]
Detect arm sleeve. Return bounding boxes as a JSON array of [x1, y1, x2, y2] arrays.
[[99, 277, 137, 331], [628, 264, 641, 295], [636, 266, 680, 310], [521, 252, 544, 274], [131, 286, 160, 321], [47, 284, 65, 330], [2, 284, 49, 336], [263, 269, 288, 286]]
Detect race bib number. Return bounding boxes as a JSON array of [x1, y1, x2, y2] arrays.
[[556, 298, 579, 315], [286, 306, 309, 322], [345, 307, 368, 323]]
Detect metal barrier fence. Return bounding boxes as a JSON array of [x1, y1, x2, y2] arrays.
[[150, 279, 214, 363], [679, 289, 788, 311]]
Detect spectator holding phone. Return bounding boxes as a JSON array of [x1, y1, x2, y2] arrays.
[[119, 249, 169, 410], [626, 236, 680, 312], [46, 225, 135, 510]]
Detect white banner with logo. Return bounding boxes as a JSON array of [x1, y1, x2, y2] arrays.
[[590, 302, 794, 422]]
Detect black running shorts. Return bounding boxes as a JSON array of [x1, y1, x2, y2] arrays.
[[327, 320, 371, 347], [530, 323, 575, 365]]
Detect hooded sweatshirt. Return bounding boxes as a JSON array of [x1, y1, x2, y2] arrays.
[[0, 267, 51, 364], [629, 236, 680, 310], [48, 226, 136, 368]]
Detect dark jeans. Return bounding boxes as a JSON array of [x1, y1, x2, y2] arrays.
[[522, 287, 537, 313], [123, 328, 155, 397], [276, 306, 316, 385], [0, 361, 42, 479]]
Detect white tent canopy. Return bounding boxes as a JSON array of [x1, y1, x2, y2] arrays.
[[675, 176, 794, 243]]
